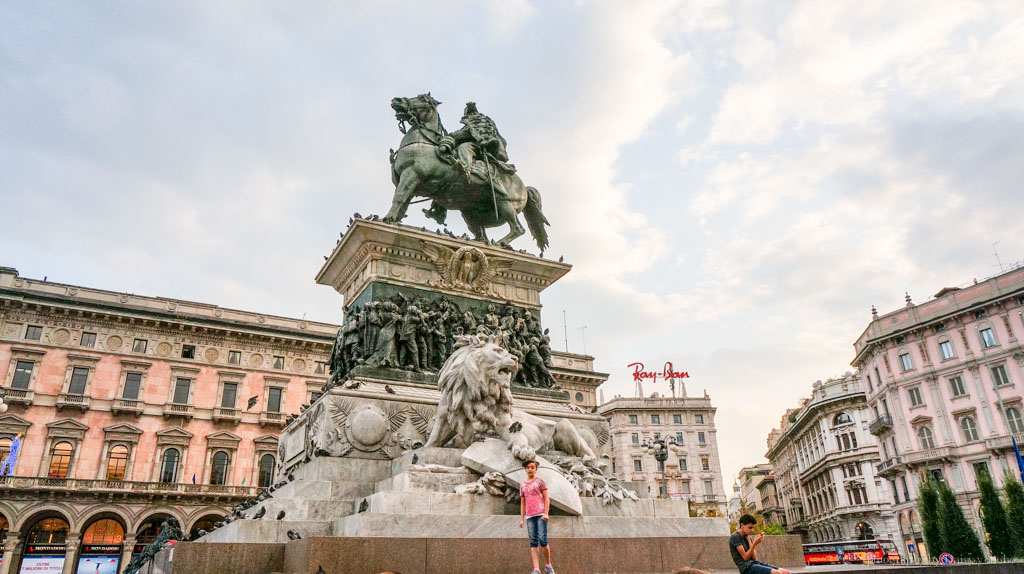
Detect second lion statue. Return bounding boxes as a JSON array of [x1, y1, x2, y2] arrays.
[[424, 333, 596, 461]]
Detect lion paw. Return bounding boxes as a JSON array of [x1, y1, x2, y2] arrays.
[[511, 442, 536, 462]]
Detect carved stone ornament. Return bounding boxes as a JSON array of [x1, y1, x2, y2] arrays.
[[422, 243, 512, 295]]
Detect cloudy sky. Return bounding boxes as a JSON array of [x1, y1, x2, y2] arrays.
[[3, 0, 1024, 488]]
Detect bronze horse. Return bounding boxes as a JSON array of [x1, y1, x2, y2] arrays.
[[383, 94, 550, 251]]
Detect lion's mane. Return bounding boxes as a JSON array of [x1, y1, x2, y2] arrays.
[[436, 334, 515, 446]]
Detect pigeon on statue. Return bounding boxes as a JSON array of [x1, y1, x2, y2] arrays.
[[276, 510, 286, 520]]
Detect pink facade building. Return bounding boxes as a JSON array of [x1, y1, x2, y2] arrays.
[[0, 267, 335, 574], [853, 267, 1024, 562]]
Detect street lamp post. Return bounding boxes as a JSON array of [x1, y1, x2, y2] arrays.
[[641, 435, 682, 498]]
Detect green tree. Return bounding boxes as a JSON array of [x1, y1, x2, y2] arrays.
[[977, 472, 1014, 559], [761, 522, 787, 535], [1003, 470, 1024, 558], [937, 480, 985, 562], [918, 476, 944, 560]]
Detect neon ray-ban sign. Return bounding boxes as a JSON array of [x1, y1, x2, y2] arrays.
[[628, 362, 689, 383]]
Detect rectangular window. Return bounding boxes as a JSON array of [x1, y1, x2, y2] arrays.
[[657, 459, 665, 472], [267, 387, 283, 412], [701, 457, 710, 471], [704, 480, 713, 494], [673, 414, 682, 424], [973, 461, 990, 484], [651, 414, 660, 424], [68, 367, 89, 395], [80, 332, 97, 348], [181, 345, 195, 359], [866, 374, 873, 392], [949, 376, 966, 397], [908, 387, 924, 407], [631, 433, 639, 445], [659, 483, 667, 497], [628, 415, 638, 425], [221, 383, 237, 408], [314, 361, 326, 374], [24, 325, 43, 340], [679, 458, 687, 471], [980, 328, 996, 348], [172, 377, 191, 404], [875, 367, 883, 387], [633, 459, 642, 472], [695, 414, 704, 424], [273, 356, 285, 370], [680, 481, 690, 494], [228, 350, 241, 365], [12, 360, 34, 389], [676, 432, 684, 444], [901, 476, 910, 500], [939, 341, 955, 360], [123, 373, 142, 400], [698, 432, 706, 445], [899, 353, 914, 371], [654, 432, 661, 440], [133, 339, 148, 353], [991, 365, 1011, 387]]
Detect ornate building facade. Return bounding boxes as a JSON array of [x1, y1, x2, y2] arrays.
[[765, 374, 899, 548], [0, 267, 339, 574], [736, 463, 773, 514], [852, 267, 1024, 562], [598, 391, 727, 516]]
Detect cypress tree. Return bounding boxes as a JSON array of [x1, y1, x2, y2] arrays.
[[937, 480, 985, 562], [1003, 470, 1024, 558], [977, 472, 1013, 559], [918, 476, 944, 560]]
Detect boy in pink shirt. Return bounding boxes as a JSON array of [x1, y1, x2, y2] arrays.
[[518, 459, 554, 574]]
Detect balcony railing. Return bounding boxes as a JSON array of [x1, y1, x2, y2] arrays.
[[0, 475, 260, 497], [869, 414, 893, 435], [1, 387, 33, 406], [213, 407, 241, 424], [902, 446, 957, 465], [984, 432, 1024, 452], [162, 402, 194, 419], [702, 494, 721, 503], [111, 398, 144, 415], [876, 456, 902, 476], [56, 392, 91, 410], [259, 411, 286, 427]]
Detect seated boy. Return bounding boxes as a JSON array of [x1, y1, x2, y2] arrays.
[[730, 514, 790, 574]]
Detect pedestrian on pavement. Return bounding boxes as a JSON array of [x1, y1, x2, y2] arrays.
[[518, 459, 555, 574]]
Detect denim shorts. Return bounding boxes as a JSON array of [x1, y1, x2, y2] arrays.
[[525, 515, 548, 547], [743, 561, 777, 574]]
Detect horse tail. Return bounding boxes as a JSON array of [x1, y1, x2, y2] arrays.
[[523, 186, 550, 252]]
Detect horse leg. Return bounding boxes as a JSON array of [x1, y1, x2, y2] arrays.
[[463, 214, 489, 242], [495, 203, 526, 247], [384, 169, 420, 222]]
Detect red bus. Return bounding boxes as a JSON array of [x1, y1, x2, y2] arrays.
[[803, 539, 902, 565]]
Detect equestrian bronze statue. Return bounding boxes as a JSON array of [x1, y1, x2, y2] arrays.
[[384, 94, 550, 251]]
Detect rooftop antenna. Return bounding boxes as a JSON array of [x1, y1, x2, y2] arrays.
[[562, 309, 569, 352], [992, 241, 1004, 272], [574, 325, 588, 355], [667, 361, 676, 397]]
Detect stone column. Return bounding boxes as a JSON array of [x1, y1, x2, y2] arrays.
[[61, 533, 80, 574], [968, 365, 998, 436], [0, 533, 20, 574], [119, 534, 135, 574]]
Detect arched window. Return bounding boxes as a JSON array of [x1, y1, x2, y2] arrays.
[[47, 442, 74, 478], [160, 448, 180, 483], [960, 417, 979, 442], [26, 517, 69, 544], [833, 412, 853, 426], [82, 519, 124, 544], [210, 451, 230, 485], [258, 454, 275, 488], [1006, 407, 1023, 434], [188, 515, 223, 541], [106, 445, 130, 481], [918, 426, 936, 450]]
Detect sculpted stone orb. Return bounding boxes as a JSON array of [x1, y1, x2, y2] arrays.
[[348, 406, 389, 448]]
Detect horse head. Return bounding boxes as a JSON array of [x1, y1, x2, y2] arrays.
[[391, 93, 442, 133]]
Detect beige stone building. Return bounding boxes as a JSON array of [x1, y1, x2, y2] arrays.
[[598, 390, 726, 516], [765, 374, 899, 547], [736, 463, 773, 514]]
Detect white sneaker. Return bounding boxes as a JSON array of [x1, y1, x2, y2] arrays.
[[530, 569, 541, 574], [545, 566, 555, 574]]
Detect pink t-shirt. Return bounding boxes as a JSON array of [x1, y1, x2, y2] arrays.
[[520, 477, 548, 517]]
